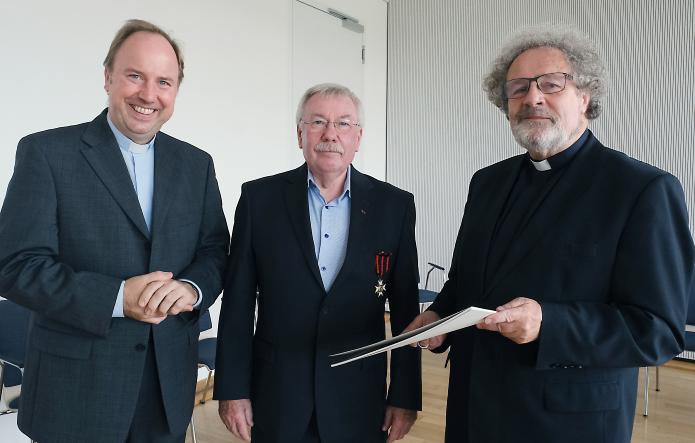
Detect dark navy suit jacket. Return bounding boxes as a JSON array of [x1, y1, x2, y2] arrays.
[[214, 164, 422, 443], [0, 110, 229, 442], [430, 132, 695, 443]]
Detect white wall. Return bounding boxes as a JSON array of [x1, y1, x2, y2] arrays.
[[0, 0, 387, 339]]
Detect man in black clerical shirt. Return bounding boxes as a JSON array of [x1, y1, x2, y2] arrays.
[[405, 25, 695, 443]]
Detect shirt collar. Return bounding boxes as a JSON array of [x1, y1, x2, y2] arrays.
[[307, 165, 352, 200], [106, 114, 156, 154], [528, 129, 589, 172]]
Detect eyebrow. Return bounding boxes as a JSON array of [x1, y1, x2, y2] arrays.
[[309, 113, 355, 120]]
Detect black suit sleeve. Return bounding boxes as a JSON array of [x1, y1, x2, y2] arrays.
[[385, 194, 422, 410], [537, 173, 695, 368], [177, 157, 229, 312], [214, 184, 257, 400], [0, 137, 122, 337]]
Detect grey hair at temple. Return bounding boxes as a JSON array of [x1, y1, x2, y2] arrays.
[[482, 25, 607, 120], [296, 83, 365, 126]]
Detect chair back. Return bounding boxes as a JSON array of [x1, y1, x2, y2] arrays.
[[0, 300, 31, 387], [685, 287, 695, 352], [199, 310, 213, 333]]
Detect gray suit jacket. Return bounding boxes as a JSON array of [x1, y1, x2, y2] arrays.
[[0, 110, 229, 442]]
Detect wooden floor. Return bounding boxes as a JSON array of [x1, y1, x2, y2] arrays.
[[187, 354, 695, 443]]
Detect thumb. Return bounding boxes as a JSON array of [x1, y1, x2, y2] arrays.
[[382, 407, 393, 431]]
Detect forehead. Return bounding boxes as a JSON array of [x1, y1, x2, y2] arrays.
[[112, 31, 178, 72], [507, 47, 571, 79], [304, 93, 357, 117]]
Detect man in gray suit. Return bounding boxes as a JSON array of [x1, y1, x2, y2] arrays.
[[0, 19, 228, 442]]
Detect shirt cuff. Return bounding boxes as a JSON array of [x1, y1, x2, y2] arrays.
[[113, 281, 125, 317], [180, 279, 203, 309]]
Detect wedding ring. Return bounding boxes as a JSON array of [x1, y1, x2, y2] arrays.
[[417, 341, 429, 349]]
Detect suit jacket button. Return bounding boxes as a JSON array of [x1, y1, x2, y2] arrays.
[[135, 344, 146, 352]]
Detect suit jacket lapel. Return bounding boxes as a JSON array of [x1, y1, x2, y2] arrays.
[[484, 136, 601, 296], [151, 135, 182, 237], [284, 164, 324, 289], [329, 166, 372, 292], [80, 110, 150, 239]]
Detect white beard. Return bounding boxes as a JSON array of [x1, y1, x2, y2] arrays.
[[511, 119, 568, 158]]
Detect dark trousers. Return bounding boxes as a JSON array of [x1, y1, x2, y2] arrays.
[[126, 333, 185, 443]]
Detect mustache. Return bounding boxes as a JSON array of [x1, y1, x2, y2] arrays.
[[314, 142, 344, 154], [516, 108, 556, 123]]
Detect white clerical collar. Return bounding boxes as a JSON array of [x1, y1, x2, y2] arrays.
[[530, 159, 552, 171], [128, 141, 149, 154]]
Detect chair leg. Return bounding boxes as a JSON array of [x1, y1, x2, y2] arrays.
[[0, 361, 5, 410], [190, 413, 198, 443], [201, 369, 213, 404], [643, 366, 650, 417], [655, 366, 660, 391]]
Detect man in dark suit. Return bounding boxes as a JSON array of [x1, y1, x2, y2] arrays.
[[214, 83, 421, 443], [0, 19, 228, 442], [406, 26, 695, 442]]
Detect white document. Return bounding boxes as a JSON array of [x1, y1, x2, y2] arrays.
[[330, 306, 495, 367]]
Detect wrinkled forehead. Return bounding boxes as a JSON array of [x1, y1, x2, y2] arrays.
[[303, 93, 358, 118], [507, 47, 571, 80]]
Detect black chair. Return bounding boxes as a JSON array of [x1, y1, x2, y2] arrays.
[[643, 292, 695, 416], [189, 310, 217, 443], [0, 299, 31, 415], [419, 262, 445, 312]]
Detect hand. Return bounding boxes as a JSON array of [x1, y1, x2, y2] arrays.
[[476, 297, 542, 344], [219, 399, 254, 442], [123, 271, 172, 324], [403, 310, 444, 350], [382, 406, 417, 442], [138, 279, 197, 317]]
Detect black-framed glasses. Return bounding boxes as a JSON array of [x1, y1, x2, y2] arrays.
[[504, 72, 574, 99], [301, 119, 361, 133]]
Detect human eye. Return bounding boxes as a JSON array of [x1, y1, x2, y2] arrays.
[[539, 74, 565, 92], [336, 121, 351, 130], [159, 79, 172, 87], [505, 80, 529, 98], [128, 73, 141, 81], [311, 119, 327, 129]]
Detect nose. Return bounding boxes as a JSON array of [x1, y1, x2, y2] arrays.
[[138, 80, 157, 103], [321, 122, 338, 142], [522, 82, 545, 106]]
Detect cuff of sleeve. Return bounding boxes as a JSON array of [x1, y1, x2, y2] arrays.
[[180, 279, 203, 309], [113, 281, 125, 317]]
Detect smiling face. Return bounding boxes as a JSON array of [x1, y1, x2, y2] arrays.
[[297, 93, 362, 178], [104, 31, 179, 144], [506, 47, 590, 159]]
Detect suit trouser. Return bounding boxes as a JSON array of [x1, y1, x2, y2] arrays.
[[126, 332, 185, 443]]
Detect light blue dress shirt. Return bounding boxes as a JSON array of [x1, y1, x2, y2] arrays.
[[307, 167, 351, 292], [106, 116, 201, 316]]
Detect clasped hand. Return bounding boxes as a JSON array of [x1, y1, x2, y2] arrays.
[[123, 271, 197, 324]]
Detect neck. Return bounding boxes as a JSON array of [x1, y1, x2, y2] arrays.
[[528, 122, 588, 161], [310, 167, 348, 202]]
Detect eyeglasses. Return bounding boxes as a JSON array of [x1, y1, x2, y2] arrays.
[[301, 119, 361, 133], [504, 72, 574, 99]]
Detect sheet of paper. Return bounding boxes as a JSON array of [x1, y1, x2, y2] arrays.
[[330, 306, 495, 367]]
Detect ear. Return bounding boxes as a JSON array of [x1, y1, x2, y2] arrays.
[[354, 127, 363, 152], [296, 125, 303, 150], [579, 91, 590, 115], [104, 68, 112, 94]]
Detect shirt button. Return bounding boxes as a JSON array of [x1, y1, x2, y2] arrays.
[[324, 233, 329, 238], [135, 344, 146, 352], [321, 266, 327, 271]]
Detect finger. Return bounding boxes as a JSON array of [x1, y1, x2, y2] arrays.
[[146, 281, 177, 314], [140, 315, 166, 325], [155, 290, 186, 316], [499, 297, 530, 310], [138, 280, 167, 308], [237, 418, 251, 442], [146, 270, 173, 283], [245, 404, 254, 427], [429, 334, 446, 349], [382, 407, 393, 431], [167, 297, 192, 315]]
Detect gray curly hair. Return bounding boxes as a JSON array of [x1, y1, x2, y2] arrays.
[[482, 25, 606, 120]]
